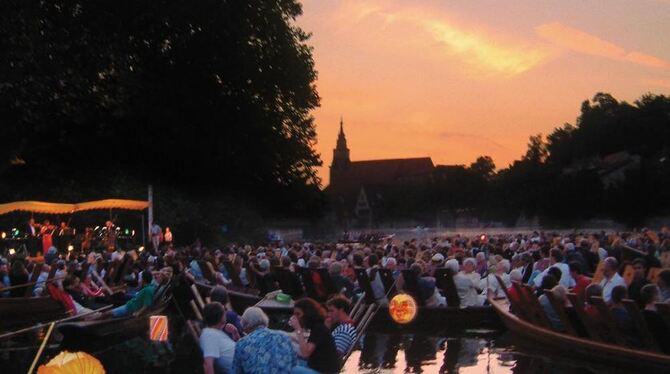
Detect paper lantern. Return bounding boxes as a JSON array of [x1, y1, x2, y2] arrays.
[[389, 293, 418, 324], [37, 351, 105, 374], [150, 315, 169, 342]]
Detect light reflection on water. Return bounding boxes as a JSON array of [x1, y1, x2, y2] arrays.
[[344, 333, 514, 374], [343, 332, 603, 374]]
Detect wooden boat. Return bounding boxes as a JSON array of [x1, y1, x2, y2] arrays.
[[489, 296, 670, 372], [57, 284, 173, 353], [191, 281, 501, 333], [0, 296, 66, 332]]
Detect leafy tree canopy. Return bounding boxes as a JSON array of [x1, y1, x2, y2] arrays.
[[0, 0, 322, 219]]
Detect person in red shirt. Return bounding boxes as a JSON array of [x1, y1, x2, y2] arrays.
[[569, 261, 591, 299]]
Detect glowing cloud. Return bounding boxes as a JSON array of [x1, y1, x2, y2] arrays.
[[333, 1, 551, 77], [536, 22, 670, 70], [423, 20, 548, 76]]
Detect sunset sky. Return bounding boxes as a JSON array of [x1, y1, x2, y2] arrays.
[[296, 0, 670, 185]]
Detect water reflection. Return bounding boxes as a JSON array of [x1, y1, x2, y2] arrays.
[[345, 332, 607, 374]]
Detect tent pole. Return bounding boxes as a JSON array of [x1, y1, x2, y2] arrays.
[[141, 213, 146, 248], [148, 185, 153, 245]]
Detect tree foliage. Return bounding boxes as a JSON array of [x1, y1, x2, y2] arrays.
[[0, 0, 323, 240]]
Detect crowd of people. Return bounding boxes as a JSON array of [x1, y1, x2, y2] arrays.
[[3, 226, 670, 372]]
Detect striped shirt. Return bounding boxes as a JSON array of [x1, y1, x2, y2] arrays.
[[331, 321, 356, 356]]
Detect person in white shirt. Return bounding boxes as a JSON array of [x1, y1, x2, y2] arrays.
[[150, 221, 162, 250], [533, 248, 575, 289], [451, 258, 481, 307], [200, 302, 236, 374], [599, 257, 626, 303]]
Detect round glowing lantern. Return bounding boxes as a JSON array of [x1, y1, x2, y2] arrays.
[[389, 293, 418, 324], [37, 351, 105, 374]]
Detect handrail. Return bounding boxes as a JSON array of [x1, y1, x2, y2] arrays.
[[0, 304, 113, 341]]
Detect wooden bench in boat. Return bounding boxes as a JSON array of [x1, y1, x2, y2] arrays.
[[434, 268, 460, 308], [271, 266, 304, 299]]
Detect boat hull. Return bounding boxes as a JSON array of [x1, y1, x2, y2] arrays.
[[205, 282, 503, 333], [489, 297, 670, 372], [0, 297, 66, 333]]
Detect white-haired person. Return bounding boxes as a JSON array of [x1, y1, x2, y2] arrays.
[[479, 260, 511, 303], [232, 306, 297, 374], [447, 259, 480, 307]]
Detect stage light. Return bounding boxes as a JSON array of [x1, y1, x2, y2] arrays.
[[68, 245, 74, 252], [389, 293, 418, 324], [8, 248, 15, 255], [138, 246, 145, 252], [125, 229, 130, 235], [1, 232, 5, 239], [132, 230, 135, 236]]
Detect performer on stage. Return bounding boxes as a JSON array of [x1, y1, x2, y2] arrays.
[[40, 219, 56, 254], [26, 218, 41, 256], [57, 221, 74, 253], [150, 221, 162, 251], [102, 220, 117, 249]]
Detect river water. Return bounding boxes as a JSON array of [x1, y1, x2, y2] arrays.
[[2, 325, 629, 373]]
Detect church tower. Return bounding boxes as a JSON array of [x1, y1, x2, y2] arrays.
[[330, 117, 350, 186]]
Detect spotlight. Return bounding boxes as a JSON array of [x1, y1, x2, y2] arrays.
[[8, 248, 15, 255], [138, 246, 145, 252], [1, 232, 5, 239], [68, 245, 74, 252]]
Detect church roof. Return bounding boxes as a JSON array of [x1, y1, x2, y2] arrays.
[[329, 157, 434, 193]]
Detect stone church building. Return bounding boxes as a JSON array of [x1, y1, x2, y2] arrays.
[[326, 119, 436, 227]]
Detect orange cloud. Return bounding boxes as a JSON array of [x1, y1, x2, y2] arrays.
[[334, 1, 551, 77], [536, 22, 670, 69]]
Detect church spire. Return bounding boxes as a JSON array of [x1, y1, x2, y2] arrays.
[[336, 116, 348, 150], [331, 116, 350, 173]]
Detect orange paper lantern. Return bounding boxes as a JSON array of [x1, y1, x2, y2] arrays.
[[150, 315, 169, 342], [37, 351, 105, 374], [389, 293, 418, 324]]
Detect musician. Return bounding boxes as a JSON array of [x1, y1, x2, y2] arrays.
[[102, 220, 117, 249], [57, 221, 74, 253], [26, 218, 41, 256], [40, 219, 56, 254]]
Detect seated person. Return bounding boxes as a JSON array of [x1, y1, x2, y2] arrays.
[[448, 259, 479, 307], [289, 298, 340, 374], [233, 307, 297, 374], [325, 296, 357, 358], [410, 263, 445, 307], [640, 284, 670, 353], [328, 262, 355, 300], [609, 285, 640, 347], [200, 302, 236, 374], [109, 271, 156, 318], [538, 285, 567, 332], [210, 286, 243, 341]]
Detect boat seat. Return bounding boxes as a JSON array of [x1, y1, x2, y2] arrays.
[[378, 269, 397, 298], [400, 270, 425, 307], [434, 268, 460, 308], [354, 268, 378, 305], [588, 296, 628, 346], [271, 266, 304, 299], [222, 261, 244, 288], [622, 299, 660, 352], [543, 289, 578, 336]]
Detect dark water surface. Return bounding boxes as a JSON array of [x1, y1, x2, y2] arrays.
[[1, 324, 632, 373]]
